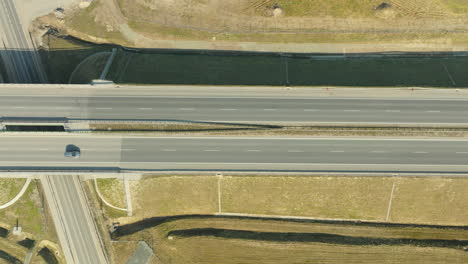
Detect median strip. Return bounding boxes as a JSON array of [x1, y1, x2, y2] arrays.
[[4, 118, 468, 137]]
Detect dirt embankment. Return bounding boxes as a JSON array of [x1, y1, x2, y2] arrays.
[[35, 0, 468, 53]]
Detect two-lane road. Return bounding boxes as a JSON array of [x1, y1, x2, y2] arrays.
[[2, 136, 468, 172], [1, 95, 468, 124]]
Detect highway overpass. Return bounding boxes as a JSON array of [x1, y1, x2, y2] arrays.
[[3, 136, 468, 173], [0, 85, 468, 124]]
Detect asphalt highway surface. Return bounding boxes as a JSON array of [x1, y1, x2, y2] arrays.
[[2, 136, 468, 172], [1, 95, 468, 124]]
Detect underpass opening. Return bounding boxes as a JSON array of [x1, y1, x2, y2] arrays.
[[5, 125, 65, 132]]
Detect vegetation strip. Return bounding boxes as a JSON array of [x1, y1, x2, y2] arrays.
[[87, 122, 468, 137]]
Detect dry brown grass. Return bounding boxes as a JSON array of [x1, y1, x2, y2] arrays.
[[89, 123, 468, 137], [390, 177, 468, 225], [0, 181, 63, 264], [222, 176, 468, 225], [109, 174, 468, 263], [222, 176, 393, 220], [129, 176, 218, 219], [0, 238, 27, 263], [89, 122, 252, 131], [116, 175, 468, 226], [58, 0, 468, 50], [158, 236, 467, 264], [110, 241, 139, 264], [116, 217, 468, 264], [0, 179, 26, 205], [96, 179, 126, 208]]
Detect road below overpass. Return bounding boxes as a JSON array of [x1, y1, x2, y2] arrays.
[[0, 0, 47, 83], [2, 136, 468, 173], [41, 175, 108, 264], [1, 95, 468, 124]]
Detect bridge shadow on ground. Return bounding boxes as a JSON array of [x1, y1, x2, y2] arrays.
[[2, 35, 468, 87]]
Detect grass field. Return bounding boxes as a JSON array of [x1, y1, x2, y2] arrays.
[[443, 0, 468, 13], [0, 179, 26, 205], [110, 241, 139, 264], [390, 177, 468, 224], [104, 175, 468, 263], [222, 176, 468, 225], [113, 216, 468, 264], [0, 180, 63, 264], [130, 176, 218, 219], [120, 175, 468, 226], [128, 19, 468, 45], [96, 179, 126, 209], [222, 176, 393, 220], [0, 181, 44, 236], [270, 0, 384, 17]]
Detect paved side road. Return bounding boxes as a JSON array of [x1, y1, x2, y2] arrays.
[[41, 175, 108, 264]]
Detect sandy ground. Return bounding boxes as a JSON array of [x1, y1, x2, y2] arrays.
[[13, 0, 80, 31]]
